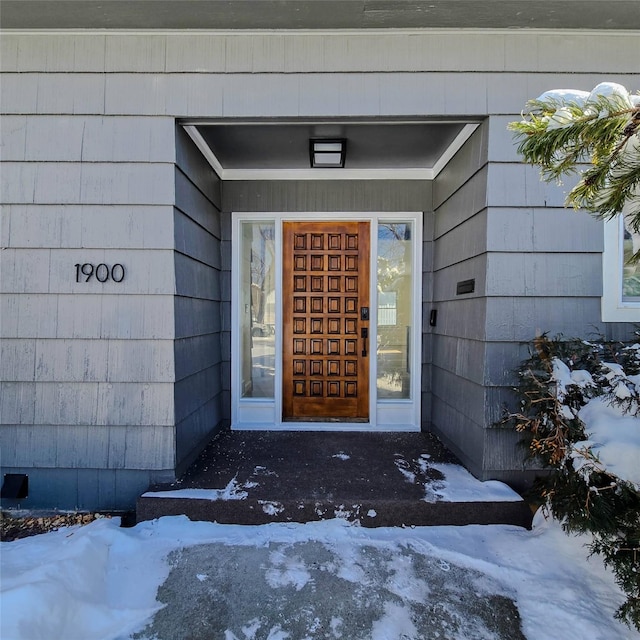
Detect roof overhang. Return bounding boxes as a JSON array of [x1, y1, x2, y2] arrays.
[[183, 120, 481, 181], [2, 0, 639, 30]]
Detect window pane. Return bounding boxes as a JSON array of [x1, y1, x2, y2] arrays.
[[377, 222, 412, 399], [623, 218, 640, 301], [240, 222, 276, 398]]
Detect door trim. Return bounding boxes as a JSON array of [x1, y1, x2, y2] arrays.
[[231, 212, 423, 432]]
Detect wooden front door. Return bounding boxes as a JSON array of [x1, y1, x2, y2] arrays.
[[283, 221, 370, 420]]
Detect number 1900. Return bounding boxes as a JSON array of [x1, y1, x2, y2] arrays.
[[74, 263, 125, 283]]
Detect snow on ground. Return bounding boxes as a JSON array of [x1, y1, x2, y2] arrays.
[[415, 456, 523, 503], [141, 476, 250, 501], [1, 512, 638, 640]]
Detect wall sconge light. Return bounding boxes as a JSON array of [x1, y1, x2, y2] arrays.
[[310, 139, 346, 168]]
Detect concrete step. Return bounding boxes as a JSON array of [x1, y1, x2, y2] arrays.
[[136, 431, 533, 529]]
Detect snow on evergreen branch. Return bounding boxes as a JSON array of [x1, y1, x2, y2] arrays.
[[509, 82, 640, 226]]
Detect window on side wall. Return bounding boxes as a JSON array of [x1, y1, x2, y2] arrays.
[[602, 217, 640, 321]]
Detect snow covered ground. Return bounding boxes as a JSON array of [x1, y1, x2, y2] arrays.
[[1, 511, 638, 640], [3, 349, 639, 640]]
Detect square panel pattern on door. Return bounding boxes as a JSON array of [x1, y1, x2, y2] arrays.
[[283, 221, 370, 420]]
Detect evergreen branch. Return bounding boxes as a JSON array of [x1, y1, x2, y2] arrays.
[[503, 334, 640, 630], [509, 88, 640, 230]]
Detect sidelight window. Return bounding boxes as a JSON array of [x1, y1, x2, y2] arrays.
[[233, 212, 421, 430], [240, 221, 276, 398], [376, 222, 413, 400]]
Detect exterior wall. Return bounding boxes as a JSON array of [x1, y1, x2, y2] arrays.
[[481, 116, 635, 486], [430, 121, 491, 478], [1, 29, 638, 506], [0, 115, 178, 509], [3, 31, 638, 118], [222, 181, 431, 213], [174, 127, 226, 474], [223, 180, 432, 434], [431, 114, 637, 489]]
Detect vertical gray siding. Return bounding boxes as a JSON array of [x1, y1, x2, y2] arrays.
[[174, 127, 226, 474], [222, 181, 431, 213]]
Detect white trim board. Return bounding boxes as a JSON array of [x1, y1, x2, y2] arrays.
[[231, 212, 423, 432], [602, 217, 640, 322]]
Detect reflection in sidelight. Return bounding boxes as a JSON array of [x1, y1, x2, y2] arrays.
[[377, 222, 412, 399], [240, 222, 276, 398]]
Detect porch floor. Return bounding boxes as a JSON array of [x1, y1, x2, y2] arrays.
[[136, 430, 533, 528]]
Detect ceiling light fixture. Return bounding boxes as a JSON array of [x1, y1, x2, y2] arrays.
[[310, 139, 346, 168]]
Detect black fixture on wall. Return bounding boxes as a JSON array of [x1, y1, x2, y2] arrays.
[[309, 139, 346, 168], [456, 279, 475, 295]]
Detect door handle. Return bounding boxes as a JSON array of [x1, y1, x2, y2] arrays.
[[361, 327, 368, 357]]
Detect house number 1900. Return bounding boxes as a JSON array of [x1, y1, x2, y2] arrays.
[[74, 263, 125, 283]]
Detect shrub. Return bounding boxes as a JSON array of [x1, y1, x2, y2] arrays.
[[503, 335, 640, 630]]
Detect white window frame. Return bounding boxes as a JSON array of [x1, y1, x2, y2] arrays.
[[602, 217, 640, 322], [231, 212, 422, 432]]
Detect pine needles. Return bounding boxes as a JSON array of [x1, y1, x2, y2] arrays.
[[503, 335, 640, 630], [509, 88, 640, 228]]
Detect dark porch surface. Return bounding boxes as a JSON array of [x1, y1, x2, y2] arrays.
[[136, 431, 533, 528]]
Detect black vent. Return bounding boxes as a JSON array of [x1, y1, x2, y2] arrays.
[[1, 474, 29, 500], [456, 279, 475, 295]]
